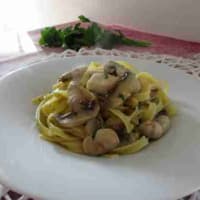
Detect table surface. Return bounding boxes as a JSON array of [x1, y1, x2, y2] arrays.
[[1, 22, 200, 65]]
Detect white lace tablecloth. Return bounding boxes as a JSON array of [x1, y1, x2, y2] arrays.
[[1, 48, 200, 200]]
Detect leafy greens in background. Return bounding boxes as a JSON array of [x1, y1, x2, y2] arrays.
[[39, 15, 151, 50]]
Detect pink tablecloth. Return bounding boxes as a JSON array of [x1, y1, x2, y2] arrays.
[[2, 22, 200, 63]]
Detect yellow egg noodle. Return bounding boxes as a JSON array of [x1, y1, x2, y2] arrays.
[[33, 61, 176, 157]]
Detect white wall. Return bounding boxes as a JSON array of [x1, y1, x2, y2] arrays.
[[1, 0, 200, 42], [77, 0, 200, 42]]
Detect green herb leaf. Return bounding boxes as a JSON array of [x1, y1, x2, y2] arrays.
[[78, 15, 91, 22], [74, 23, 81, 29], [83, 22, 102, 46], [118, 93, 125, 101], [39, 15, 151, 50], [39, 27, 62, 47], [96, 30, 121, 49], [122, 37, 151, 47]]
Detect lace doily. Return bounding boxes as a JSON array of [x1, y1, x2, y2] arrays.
[[23, 47, 200, 80], [1, 47, 200, 200]]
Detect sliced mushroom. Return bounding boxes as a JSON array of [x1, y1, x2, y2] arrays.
[[124, 96, 139, 108], [104, 61, 129, 80], [139, 120, 163, 139], [55, 82, 100, 128], [83, 128, 120, 155], [67, 81, 96, 113], [59, 67, 87, 82], [87, 73, 119, 95], [56, 111, 98, 128], [85, 118, 100, 136], [80, 67, 104, 87], [108, 73, 141, 108], [105, 116, 124, 132]]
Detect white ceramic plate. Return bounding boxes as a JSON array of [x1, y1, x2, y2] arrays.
[[0, 56, 200, 200]]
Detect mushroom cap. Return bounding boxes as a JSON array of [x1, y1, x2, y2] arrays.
[[82, 136, 104, 156], [59, 67, 86, 82], [83, 128, 120, 155], [56, 82, 100, 128], [68, 81, 96, 113], [156, 115, 170, 132], [139, 120, 163, 139], [95, 128, 120, 150], [87, 73, 119, 95], [108, 73, 141, 108], [104, 61, 129, 79]]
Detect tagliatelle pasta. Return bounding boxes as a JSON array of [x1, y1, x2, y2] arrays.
[[33, 60, 176, 156]]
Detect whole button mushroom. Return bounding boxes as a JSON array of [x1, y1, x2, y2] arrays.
[[139, 115, 170, 139], [83, 128, 120, 155], [156, 115, 170, 132], [139, 121, 163, 139]]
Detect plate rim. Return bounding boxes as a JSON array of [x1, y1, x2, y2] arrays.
[[0, 55, 199, 200]]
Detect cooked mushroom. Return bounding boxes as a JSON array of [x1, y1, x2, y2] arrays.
[[119, 132, 140, 146], [85, 118, 100, 136], [124, 96, 139, 108], [82, 136, 104, 156], [139, 115, 170, 139], [129, 132, 140, 143], [55, 82, 100, 128], [55, 112, 98, 128], [156, 115, 170, 132], [105, 116, 124, 132], [104, 61, 129, 80], [83, 128, 120, 155], [108, 73, 141, 108], [59, 67, 87, 82], [139, 120, 163, 139], [67, 81, 96, 113], [86, 73, 119, 95]]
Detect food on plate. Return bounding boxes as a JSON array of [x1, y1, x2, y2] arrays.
[[33, 61, 176, 156], [39, 15, 151, 50]]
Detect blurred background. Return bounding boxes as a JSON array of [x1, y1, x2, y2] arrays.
[[1, 0, 200, 60], [0, 0, 200, 41]]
